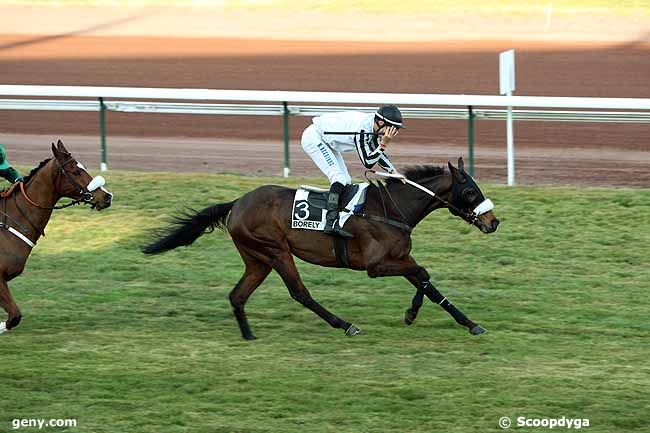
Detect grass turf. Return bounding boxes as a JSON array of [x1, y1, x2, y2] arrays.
[[1, 170, 649, 432]]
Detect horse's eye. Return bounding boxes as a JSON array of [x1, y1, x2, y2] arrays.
[[465, 190, 478, 202], [73, 170, 82, 176]]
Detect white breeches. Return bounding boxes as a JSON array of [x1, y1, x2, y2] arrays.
[[301, 124, 352, 186]]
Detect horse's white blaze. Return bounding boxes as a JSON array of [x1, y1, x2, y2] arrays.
[[76, 162, 87, 170], [473, 199, 494, 216], [87, 176, 106, 192], [0, 321, 6, 334]]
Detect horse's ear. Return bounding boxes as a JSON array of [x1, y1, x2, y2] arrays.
[[458, 157, 465, 172], [56, 139, 70, 155], [448, 161, 465, 183]]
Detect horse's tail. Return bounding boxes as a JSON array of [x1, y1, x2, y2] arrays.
[[141, 200, 236, 255]]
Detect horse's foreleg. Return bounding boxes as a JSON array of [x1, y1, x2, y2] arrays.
[[229, 256, 271, 341], [0, 279, 22, 334], [404, 287, 425, 326], [273, 254, 359, 336], [418, 280, 486, 335], [369, 258, 486, 335], [368, 259, 427, 325]]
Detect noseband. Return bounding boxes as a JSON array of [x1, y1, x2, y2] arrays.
[[449, 198, 495, 226]]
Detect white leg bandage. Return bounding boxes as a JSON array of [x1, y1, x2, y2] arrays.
[[0, 321, 7, 334]]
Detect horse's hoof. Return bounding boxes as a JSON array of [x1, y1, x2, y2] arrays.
[[0, 321, 6, 334], [345, 324, 361, 337], [404, 309, 417, 325], [243, 334, 257, 341], [469, 325, 487, 335]]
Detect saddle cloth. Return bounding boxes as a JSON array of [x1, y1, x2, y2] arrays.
[[291, 183, 369, 231]]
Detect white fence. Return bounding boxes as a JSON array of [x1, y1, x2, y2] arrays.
[[2, 85, 650, 183]]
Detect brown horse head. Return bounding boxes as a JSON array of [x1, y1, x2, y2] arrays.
[[447, 157, 499, 234], [51, 140, 112, 210]]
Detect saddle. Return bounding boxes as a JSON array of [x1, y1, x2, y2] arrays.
[[300, 184, 360, 209], [291, 183, 368, 232], [292, 184, 369, 268]]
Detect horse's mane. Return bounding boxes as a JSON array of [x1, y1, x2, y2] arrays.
[[386, 165, 446, 184], [0, 158, 51, 194], [22, 158, 52, 184]]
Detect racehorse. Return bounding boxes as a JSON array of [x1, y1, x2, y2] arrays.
[[0, 141, 113, 334], [142, 157, 499, 340]]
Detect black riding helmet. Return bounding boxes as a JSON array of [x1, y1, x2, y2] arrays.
[[375, 104, 405, 129]]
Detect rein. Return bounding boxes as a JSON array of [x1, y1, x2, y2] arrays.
[[19, 181, 81, 210], [21, 178, 86, 210]]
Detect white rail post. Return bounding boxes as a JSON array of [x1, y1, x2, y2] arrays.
[[500, 49, 516, 186], [282, 101, 290, 177]]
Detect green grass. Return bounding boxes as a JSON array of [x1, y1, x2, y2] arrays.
[[1, 170, 649, 433]]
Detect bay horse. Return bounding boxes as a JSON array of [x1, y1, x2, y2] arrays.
[[0, 141, 113, 334], [143, 157, 499, 339]]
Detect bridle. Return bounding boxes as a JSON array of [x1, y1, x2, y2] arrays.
[[21, 155, 106, 210], [368, 170, 494, 228], [0, 156, 107, 248]]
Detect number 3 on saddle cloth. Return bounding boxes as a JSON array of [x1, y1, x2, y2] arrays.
[[291, 183, 369, 232]]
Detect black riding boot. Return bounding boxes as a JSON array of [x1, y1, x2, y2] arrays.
[[323, 182, 353, 239]]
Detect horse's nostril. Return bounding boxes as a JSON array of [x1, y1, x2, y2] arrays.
[[493, 219, 500, 229]]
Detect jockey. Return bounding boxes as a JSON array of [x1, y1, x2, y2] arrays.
[[301, 105, 404, 238], [0, 144, 22, 183]]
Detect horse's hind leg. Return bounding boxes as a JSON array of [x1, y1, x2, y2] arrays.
[[273, 254, 359, 336], [0, 279, 22, 334], [229, 254, 271, 341]]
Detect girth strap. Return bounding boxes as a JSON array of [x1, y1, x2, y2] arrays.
[[358, 214, 413, 233], [333, 237, 351, 268]]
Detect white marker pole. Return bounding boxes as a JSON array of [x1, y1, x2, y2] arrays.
[[500, 49, 516, 186], [545, 3, 554, 31]]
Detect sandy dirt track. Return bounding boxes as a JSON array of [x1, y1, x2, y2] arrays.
[[6, 133, 650, 187], [1, 5, 649, 186]]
